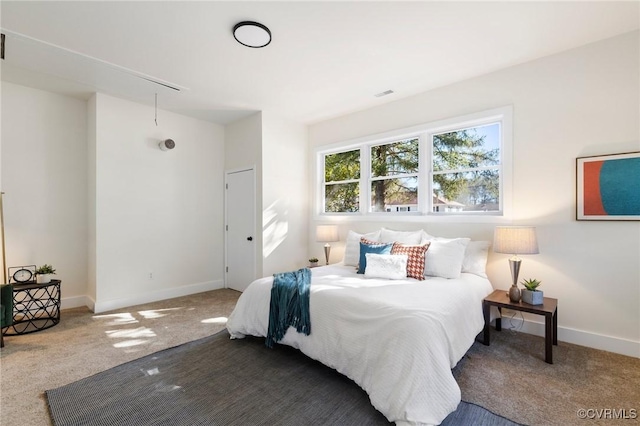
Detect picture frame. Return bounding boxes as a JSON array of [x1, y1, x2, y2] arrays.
[[576, 151, 640, 221]]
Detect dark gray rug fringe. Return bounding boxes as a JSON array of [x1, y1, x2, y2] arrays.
[[47, 330, 522, 426]]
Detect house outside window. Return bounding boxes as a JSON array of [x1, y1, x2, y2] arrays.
[[316, 107, 512, 220]]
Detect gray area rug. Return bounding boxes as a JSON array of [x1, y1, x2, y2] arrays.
[[47, 330, 521, 426]]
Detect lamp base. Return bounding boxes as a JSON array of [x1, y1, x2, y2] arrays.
[[509, 285, 521, 303], [508, 257, 522, 302], [323, 244, 331, 265]]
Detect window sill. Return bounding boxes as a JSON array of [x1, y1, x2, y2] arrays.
[[314, 212, 510, 224]]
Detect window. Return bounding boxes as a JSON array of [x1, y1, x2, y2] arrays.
[[317, 107, 511, 219], [370, 138, 419, 213], [323, 149, 360, 213], [431, 123, 501, 213]]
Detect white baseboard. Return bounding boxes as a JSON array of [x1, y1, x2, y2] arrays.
[[92, 280, 224, 314], [495, 314, 640, 358], [61, 295, 94, 310]]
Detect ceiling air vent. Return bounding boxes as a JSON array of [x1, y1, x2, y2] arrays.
[[374, 90, 394, 98]]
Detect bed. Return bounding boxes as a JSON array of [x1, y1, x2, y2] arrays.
[[226, 258, 494, 425]]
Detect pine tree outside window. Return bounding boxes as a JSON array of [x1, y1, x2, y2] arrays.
[[370, 138, 419, 213], [323, 149, 360, 213], [431, 123, 501, 213]]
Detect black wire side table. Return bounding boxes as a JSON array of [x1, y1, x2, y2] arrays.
[[4, 279, 61, 335]]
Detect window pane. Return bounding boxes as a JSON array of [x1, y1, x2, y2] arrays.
[[370, 177, 418, 213], [433, 123, 500, 172], [325, 150, 360, 182], [371, 138, 419, 178], [432, 170, 499, 212], [325, 182, 359, 212]]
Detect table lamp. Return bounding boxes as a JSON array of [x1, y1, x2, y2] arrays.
[[316, 225, 339, 265], [493, 226, 539, 302]]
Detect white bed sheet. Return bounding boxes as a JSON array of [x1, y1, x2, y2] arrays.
[[226, 264, 494, 426]]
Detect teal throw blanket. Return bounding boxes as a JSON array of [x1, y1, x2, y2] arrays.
[[266, 267, 311, 348]]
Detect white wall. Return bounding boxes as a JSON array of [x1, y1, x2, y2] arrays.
[[224, 112, 263, 278], [224, 112, 310, 278], [92, 93, 225, 312], [308, 31, 640, 357], [1, 83, 89, 307], [261, 112, 309, 275], [1, 85, 308, 310], [87, 94, 97, 305]]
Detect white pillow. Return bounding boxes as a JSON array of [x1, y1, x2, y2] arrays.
[[364, 253, 408, 280], [343, 230, 381, 266], [462, 241, 491, 278], [421, 230, 435, 241], [379, 228, 423, 245], [424, 237, 470, 279]]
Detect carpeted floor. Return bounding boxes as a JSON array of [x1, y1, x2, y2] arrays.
[[45, 329, 519, 426], [1, 288, 639, 425]]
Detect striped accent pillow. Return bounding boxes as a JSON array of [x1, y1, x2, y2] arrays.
[[391, 242, 430, 280]]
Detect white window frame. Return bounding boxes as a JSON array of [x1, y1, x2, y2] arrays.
[[428, 120, 504, 216], [321, 148, 362, 214], [314, 106, 513, 223], [367, 136, 421, 215]]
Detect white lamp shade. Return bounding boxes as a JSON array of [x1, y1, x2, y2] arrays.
[[316, 225, 339, 243], [493, 226, 539, 255]]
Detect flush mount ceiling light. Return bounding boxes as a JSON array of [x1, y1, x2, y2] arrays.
[[233, 21, 271, 48]]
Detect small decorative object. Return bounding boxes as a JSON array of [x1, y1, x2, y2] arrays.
[[8, 265, 36, 283], [493, 226, 540, 303], [521, 278, 544, 305], [576, 151, 640, 221], [308, 258, 319, 268], [35, 264, 56, 284]]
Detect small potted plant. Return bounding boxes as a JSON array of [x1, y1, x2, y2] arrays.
[[35, 264, 56, 284], [309, 258, 319, 268], [520, 278, 543, 305]]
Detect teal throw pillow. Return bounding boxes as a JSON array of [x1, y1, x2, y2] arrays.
[[358, 241, 393, 274]]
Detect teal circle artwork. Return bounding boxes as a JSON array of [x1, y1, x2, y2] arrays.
[[600, 157, 640, 215]]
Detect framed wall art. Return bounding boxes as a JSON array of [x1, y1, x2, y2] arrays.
[[576, 151, 640, 221]]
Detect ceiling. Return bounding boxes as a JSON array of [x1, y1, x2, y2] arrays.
[[1, 1, 638, 125]]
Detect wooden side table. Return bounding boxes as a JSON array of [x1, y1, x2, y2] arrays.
[[482, 289, 558, 364]]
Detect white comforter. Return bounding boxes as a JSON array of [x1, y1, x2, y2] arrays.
[[226, 264, 493, 426]]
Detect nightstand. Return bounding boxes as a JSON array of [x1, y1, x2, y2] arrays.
[[482, 289, 558, 364], [4, 279, 61, 335]]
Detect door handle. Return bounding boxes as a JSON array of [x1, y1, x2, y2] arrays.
[[247, 236, 253, 241]]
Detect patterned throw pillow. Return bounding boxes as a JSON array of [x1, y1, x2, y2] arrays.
[[391, 242, 430, 280], [360, 237, 382, 246]]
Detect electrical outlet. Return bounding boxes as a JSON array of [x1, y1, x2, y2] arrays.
[[149, 272, 153, 280]]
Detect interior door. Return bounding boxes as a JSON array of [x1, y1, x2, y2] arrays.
[[225, 168, 256, 292]]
